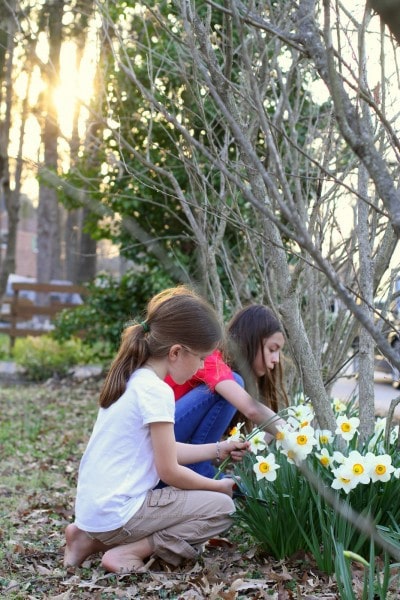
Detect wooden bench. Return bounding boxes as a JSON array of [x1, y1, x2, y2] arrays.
[[0, 282, 86, 349]]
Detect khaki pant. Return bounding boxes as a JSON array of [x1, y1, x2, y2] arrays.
[[86, 486, 235, 566]]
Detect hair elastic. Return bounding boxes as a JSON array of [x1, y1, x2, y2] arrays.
[[140, 321, 150, 333]]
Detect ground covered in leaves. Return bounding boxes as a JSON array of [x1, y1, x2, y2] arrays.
[[0, 376, 345, 599]]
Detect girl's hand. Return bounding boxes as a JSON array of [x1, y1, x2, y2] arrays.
[[219, 440, 250, 463], [215, 476, 237, 497]]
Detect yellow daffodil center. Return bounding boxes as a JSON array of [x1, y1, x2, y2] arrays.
[[296, 435, 308, 445], [375, 464, 386, 475], [229, 427, 238, 436], [320, 456, 329, 467], [276, 431, 284, 440], [300, 421, 309, 428], [340, 476, 351, 484], [287, 450, 296, 460], [320, 435, 328, 444], [352, 463, 364, 475], [259, 462, 270, 473], [341, 422, 351, 433]]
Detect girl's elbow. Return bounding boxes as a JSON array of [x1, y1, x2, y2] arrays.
[[156, 465, 179, 484], [245, 404, 263, 422]]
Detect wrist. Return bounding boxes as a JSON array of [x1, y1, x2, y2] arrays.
[[215, 440, 221, 464]]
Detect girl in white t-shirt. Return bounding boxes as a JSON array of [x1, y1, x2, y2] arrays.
[[64, 286, 249, 573]]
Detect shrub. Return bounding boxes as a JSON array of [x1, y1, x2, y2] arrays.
[[12, 335, 97, 382]]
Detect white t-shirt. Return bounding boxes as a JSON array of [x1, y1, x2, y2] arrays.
[[74, 368, 175, 532]]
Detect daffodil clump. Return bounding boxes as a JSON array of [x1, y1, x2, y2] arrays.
[[227, 398, 400, 573]]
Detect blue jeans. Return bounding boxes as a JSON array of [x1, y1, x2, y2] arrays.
[[174, 373, 244, 478]]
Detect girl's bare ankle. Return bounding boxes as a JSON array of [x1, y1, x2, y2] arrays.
[[64, 524, 105, 567]]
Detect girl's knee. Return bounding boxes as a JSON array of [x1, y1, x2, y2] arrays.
[[214, 492, 236, 516]]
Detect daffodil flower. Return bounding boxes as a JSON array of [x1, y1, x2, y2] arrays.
[[346, 450, 371, 481], [315, 428, 334, 449], [367, 433, 384, 453], [287, 415, 315, 430], [374, 417, 387, 434], [365, 452, 395, 483], [335, 415, 360, 441], [227, 421, 245, 441], [316, 448, 333, 468], [248, 430, 267, 454], [333, 450, 346, 464], [389, 427, 399, 445], [287, 404, 314, 426], [253, 453, 280, 481], [293, 392, 307, 405], [371, 417, 398, 444], [275, 423, 293, 450], [333, 450, 370, 491], [332, 398, 347, 414], [331, 468, 357, 494], [281, 426, 317, 464]]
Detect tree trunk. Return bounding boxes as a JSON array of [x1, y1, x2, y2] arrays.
[[76, 206, 97, 283], [0, 0, 18, 297], [37, 0, 64, 283]]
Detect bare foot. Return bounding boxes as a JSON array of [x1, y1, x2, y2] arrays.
[[64, 523, 107, 567], [101, 537, 153, 573]]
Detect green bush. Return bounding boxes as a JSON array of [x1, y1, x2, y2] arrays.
[[53, 268, 173, 355], [12, 335, 97, 382]]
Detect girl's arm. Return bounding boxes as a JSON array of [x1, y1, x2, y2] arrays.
[[150, 422, 248, 495], [175, 439, 248, 465], [214, 379, 285, 433]]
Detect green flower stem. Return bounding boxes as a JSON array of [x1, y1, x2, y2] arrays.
[[213, 410, 289, 479]]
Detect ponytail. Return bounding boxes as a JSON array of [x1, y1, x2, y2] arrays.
[[99, 324, 150, 408]]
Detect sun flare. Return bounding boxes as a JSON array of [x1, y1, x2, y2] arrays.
[[53, 40, 97, 139]]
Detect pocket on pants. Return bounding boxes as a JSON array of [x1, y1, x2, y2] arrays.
[[147, 487, 178, 507]]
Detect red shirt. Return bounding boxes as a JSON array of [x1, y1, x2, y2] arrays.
[[165, 349, 235, 401]]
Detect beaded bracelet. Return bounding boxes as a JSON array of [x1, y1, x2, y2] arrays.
[[216, 440, 221, 464]]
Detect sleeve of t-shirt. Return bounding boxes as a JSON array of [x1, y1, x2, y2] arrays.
[[193, 350, 235, 391], [138, 375, 175, 425], [164, 350, 235, 401]]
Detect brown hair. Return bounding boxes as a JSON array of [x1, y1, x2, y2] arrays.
[[99, 286, 222, 408], [226, 304, 288, 413]]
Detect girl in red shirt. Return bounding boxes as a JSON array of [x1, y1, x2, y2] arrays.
[[167, 304, 288, 478]]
